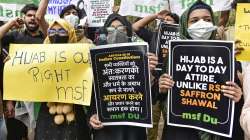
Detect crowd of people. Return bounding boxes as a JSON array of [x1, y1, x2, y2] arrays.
[[0, 0, 250, 140]]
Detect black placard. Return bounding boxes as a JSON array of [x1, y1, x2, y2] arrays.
[[156, 22, 180, 72], [90, 42, 152, 127], [168, 40, 234, 137]]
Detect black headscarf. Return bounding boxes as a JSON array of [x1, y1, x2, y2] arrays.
[[104, 13, 133, 40], [188, 0, 213, 18]]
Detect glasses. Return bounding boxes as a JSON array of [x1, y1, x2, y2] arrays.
[[106, 26, 127, 33], [76, 25, 86, 30], [48, 28, 68, 36]]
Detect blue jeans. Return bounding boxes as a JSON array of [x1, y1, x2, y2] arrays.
[[0, 116, 7, 140]]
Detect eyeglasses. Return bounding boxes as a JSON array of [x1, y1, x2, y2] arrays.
[[48, 28, 68, 36], [76, 25, 86, 30], [106, 26, 127, 33]]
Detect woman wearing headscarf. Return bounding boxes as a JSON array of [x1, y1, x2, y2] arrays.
[[88, 13, 158, 140], [36, 0, 92, 44], [35, 19, 91, 140], [158, 1, 244, 140]]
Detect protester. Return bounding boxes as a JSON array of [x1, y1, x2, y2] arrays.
[[89, 13, 158, 140], [133, 10, 179, 53], [158, 1, 244, 140], [0, 4, 45, 140], [34, 18, 91, 140], [0, 4, 45, 44], [59, 5, 83, 26], [132, 10, 179, 140], [75, 19, 93, 44], [36, 0, 83, 29], [240, 65, 250, 140], [37, 0, 92, 43], [0, 0, 248, 139], [59, 5, 92, 43], [0, 47, 9, 140]]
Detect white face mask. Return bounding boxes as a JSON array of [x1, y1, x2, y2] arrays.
[[64, 14, 79, 27], [187, 19, 217, 40]]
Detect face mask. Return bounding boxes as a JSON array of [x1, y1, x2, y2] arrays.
[[187, 19, 217, 40], [107, 30, 129, 44], [64, 14, 79, 27], [49, 35, 69, 43]]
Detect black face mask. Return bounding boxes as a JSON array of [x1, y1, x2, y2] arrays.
[[49, 35, 69, 43]]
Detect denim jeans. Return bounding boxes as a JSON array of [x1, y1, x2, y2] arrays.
[[0, 116, 7, 140]]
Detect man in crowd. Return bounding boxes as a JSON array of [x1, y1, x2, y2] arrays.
[[0, 4, 46, 140]]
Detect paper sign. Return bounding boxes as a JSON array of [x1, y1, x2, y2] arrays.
[[4, 43, 93, 106]]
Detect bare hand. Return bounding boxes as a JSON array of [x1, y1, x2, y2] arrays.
[[159, 74, 175, 93], [221, 81, 242, 102], [216, 26, 227, 40], [89, 114, 103, 130], [5, 101, 15, 118], [237, 70, 243, 87], [156, 10, 170, 20], [148, 53, 158, 71], [9, 18, 24, 29]]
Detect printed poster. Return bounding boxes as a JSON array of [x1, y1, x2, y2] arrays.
[[168, 40, 235, 137], [90, 42, 152, 127]]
